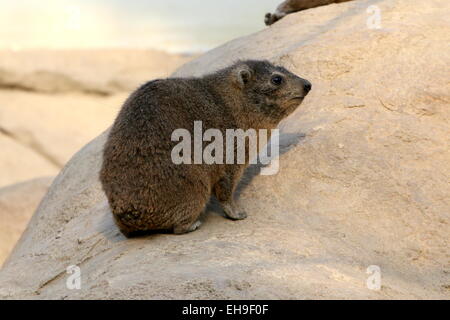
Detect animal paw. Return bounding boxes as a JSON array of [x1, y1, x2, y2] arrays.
[[222, 202, 248, 220], [265, 13, 274, 26], [174, 220, 202, 234]]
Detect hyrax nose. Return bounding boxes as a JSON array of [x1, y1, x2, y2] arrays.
[[303, 79, 312, 93]]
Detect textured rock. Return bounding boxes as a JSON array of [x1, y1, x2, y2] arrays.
[[0, 0, 448, 299], [0, 133, 59, 187], [0, 90, 124, 183], [0, 49, 195, 95], [0, 177, 53, 266]]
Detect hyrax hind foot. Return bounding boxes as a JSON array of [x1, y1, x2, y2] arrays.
[[173, 220, 202, 234], [264, 13, 274, 25], [221, 202, 247, 220], [264, 12, 285, 26]]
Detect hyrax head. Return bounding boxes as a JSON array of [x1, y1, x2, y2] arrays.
[[231, 60, 311, 122]]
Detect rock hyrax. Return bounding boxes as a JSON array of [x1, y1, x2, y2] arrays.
[[265, 0, 352, 26], [100, 60, 311, 236]]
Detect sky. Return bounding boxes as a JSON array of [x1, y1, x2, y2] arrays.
[[0, 0, 281, 53]]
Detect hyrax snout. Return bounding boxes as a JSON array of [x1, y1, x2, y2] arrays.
[[100, 60, 311, 236]]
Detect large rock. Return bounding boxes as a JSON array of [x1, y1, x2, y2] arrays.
[[0, 0, 448, 299], [0, 177, 53, 266], [0, 49, 195, 95], [0, 133, 59, 187], [0, 90, 125, 180]]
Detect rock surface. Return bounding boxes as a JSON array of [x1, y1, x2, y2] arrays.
[[0, 90, 125, 186], [0, 0, 449, 299], [0, 177, 53, 266], [0, 49, 195, 95], [0, 133, 59, 187]]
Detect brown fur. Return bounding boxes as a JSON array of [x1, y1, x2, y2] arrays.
[[100, 60, 311, 236], [265, 0, 353, 26]]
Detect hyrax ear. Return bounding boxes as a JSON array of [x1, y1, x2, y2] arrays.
[[234, 65, 252, 89]]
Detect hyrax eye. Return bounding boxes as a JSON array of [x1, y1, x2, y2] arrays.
[[271, 75, 283, 86]]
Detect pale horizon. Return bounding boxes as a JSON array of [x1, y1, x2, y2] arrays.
[[0, 0, 281, 53]]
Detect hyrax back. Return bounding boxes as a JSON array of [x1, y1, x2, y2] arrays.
[[100, 60, 311, 236]]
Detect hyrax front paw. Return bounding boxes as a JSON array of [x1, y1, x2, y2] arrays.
[[222, 202, 247, 220]]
